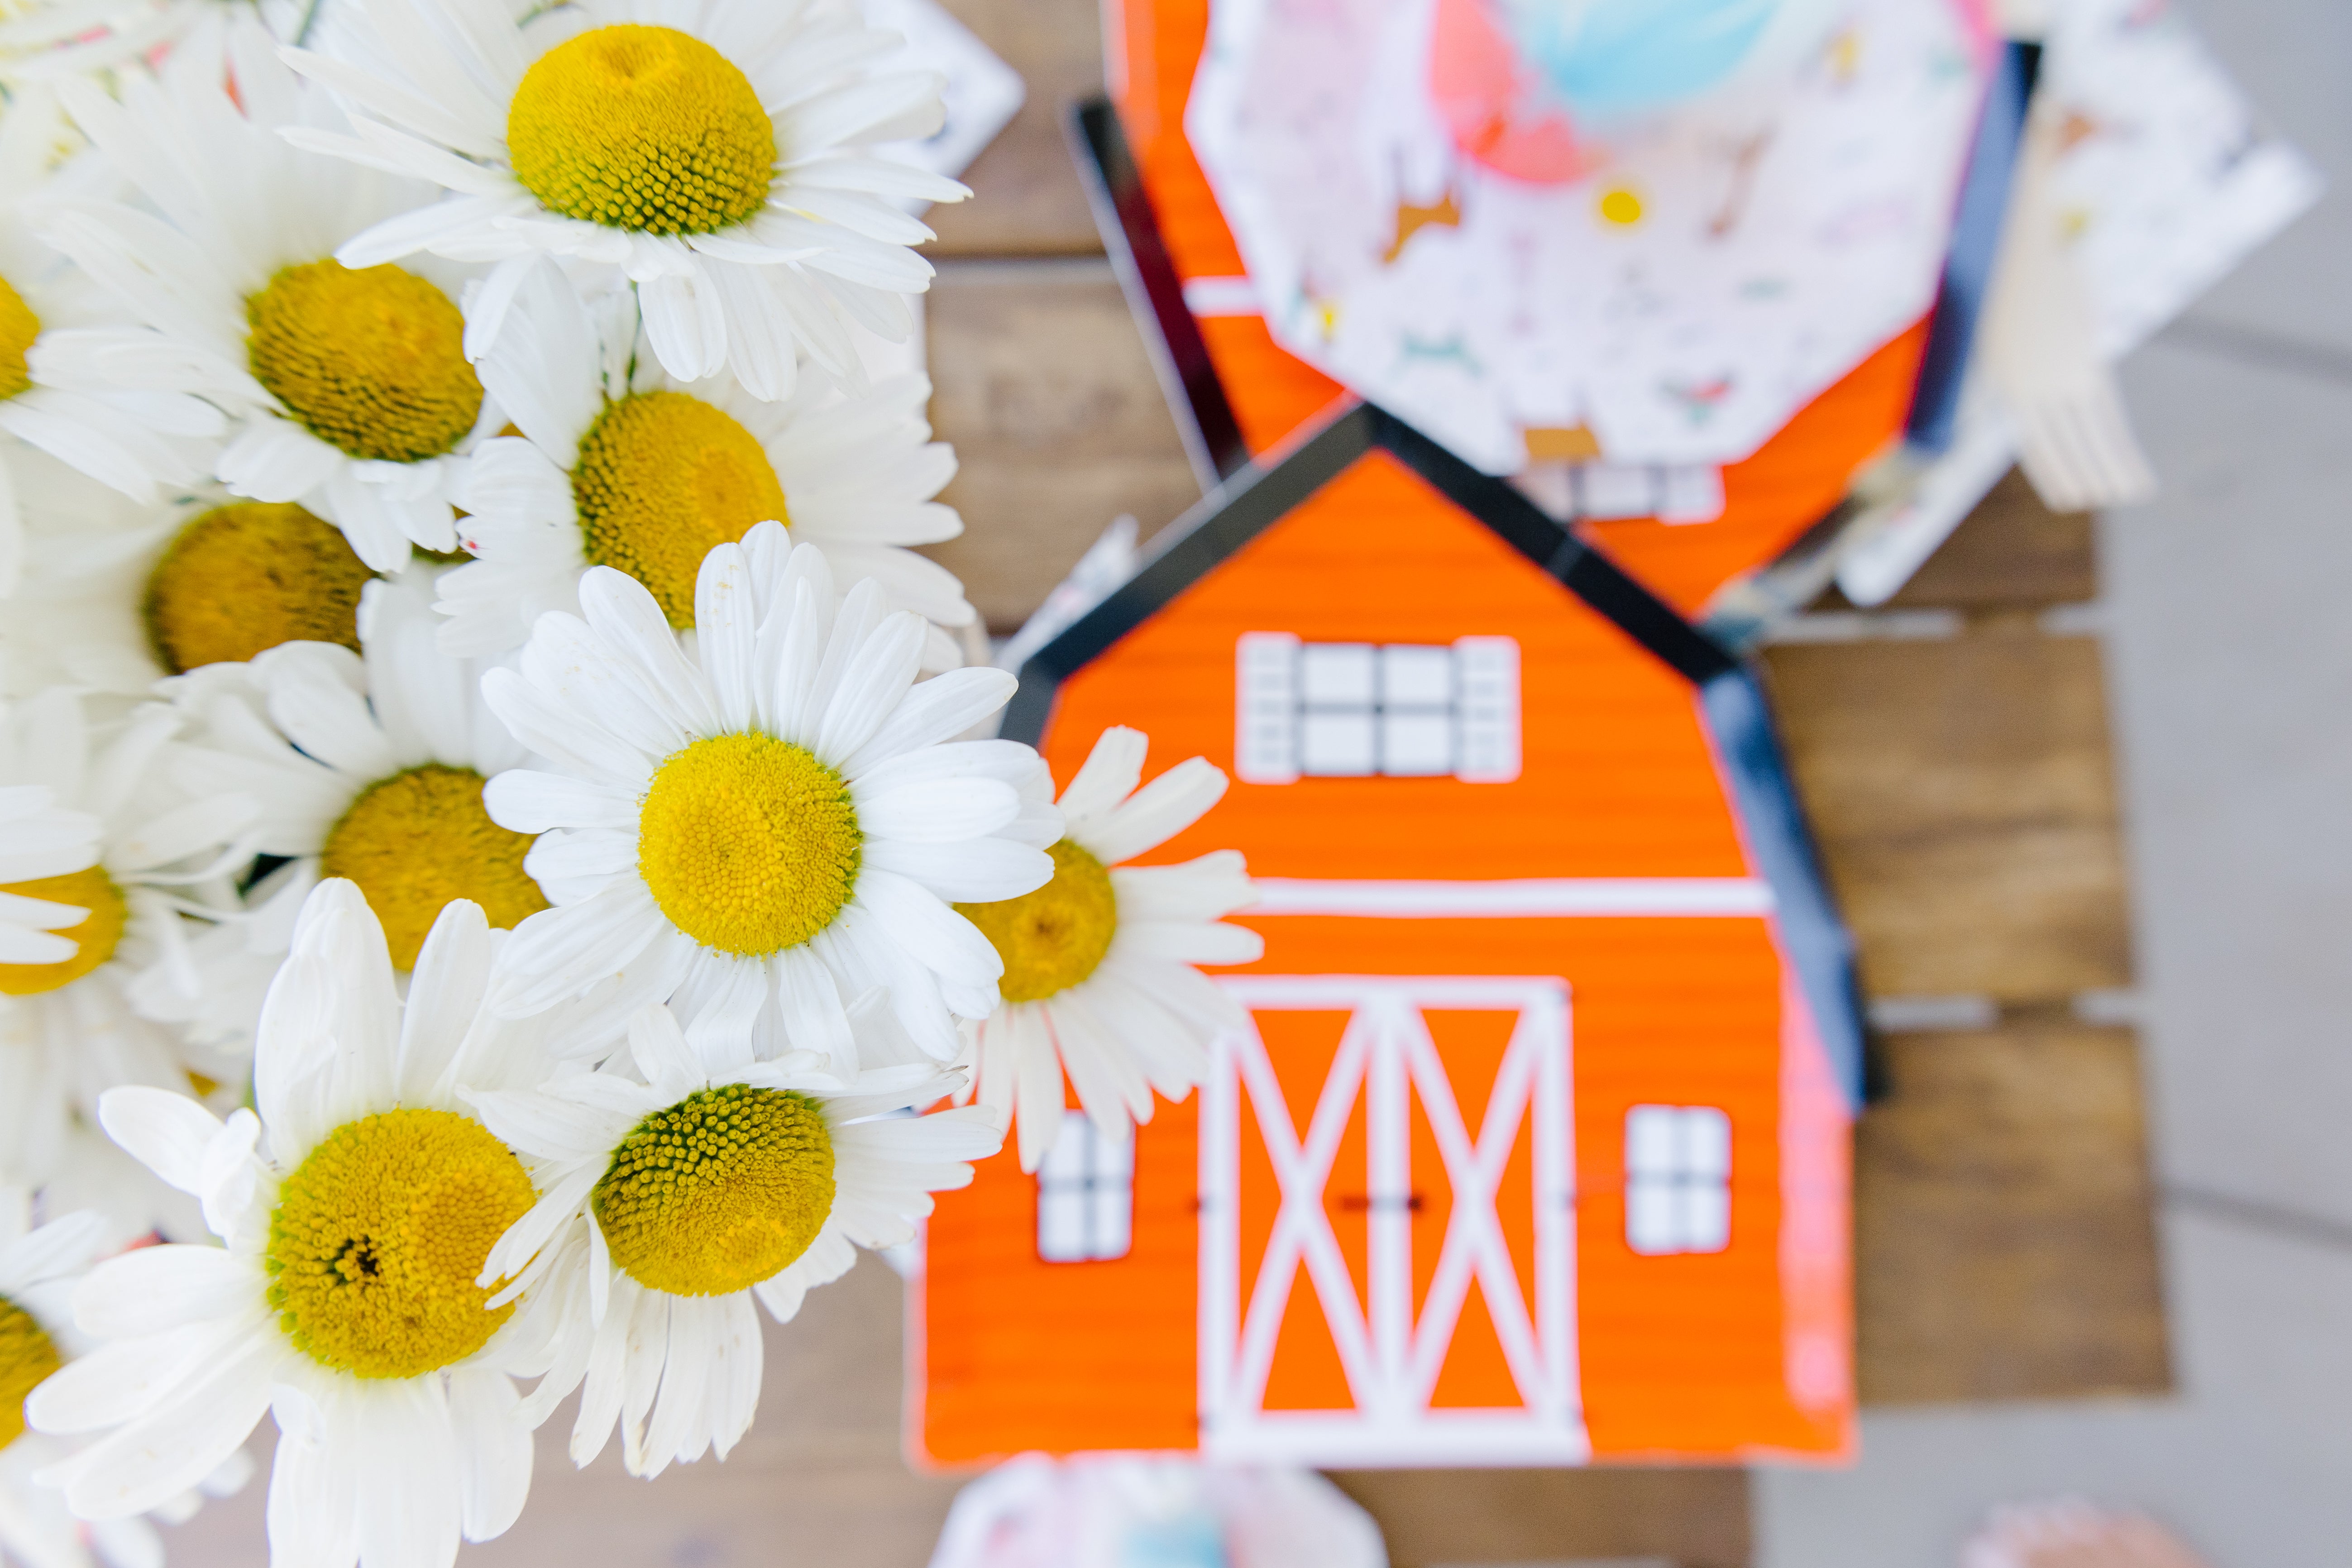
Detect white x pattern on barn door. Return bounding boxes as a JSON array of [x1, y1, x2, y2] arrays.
[[1200, 975, 1588, 1465]]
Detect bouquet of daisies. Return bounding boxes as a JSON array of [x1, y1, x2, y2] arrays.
[[0, 4, 1260, 1565]]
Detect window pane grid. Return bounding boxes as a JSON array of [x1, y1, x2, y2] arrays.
[[1036, 1110, 1134, 1263], [1234, 634, 1521, 784], [1624, 1104, 1732, 1256]]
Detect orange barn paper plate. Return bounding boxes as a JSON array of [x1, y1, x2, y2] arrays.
[[1097, 0, 1960, 617], [912, 404, 1859, 1470]]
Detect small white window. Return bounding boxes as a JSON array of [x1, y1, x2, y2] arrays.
[[1624, 1104, 1731, 1256], [1519, 461, 1726, 525], [1036, 1111, 1133, 1263], [1233, 633, 1520, 784]]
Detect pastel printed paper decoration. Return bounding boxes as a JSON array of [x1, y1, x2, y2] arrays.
[[1187, 0, 1991, 473]]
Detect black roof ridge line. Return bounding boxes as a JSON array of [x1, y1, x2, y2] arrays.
[[999, 400, 1738, 747]]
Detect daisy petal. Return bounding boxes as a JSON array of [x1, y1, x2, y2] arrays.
[[449, 1367, 533, 1543], [480, 1160, 602, 1288], [0, 927, 72, 964], [1114, 919, 1266, 966], [396, 900, 493, 1104], [26, 1315, 253, 1436], [569, 1270, 633, 1466], [1056, 726, 1149, 830], [73, 1245, 255, 1339], [639, 268, 727, 382], [352, 1370, 462, 1568], [50, 1326, 277, 1520], [860, 837, 1051, 903], [268, 1380, 357, 1568], [1010, 1004, 1066, 1172], [852, 776, 1017, 842], [838, 668, 1016, 780], [770, 945, 854, 1075], [492, 886, 671, 1017], [851, 870, 1001, 993], [627, 1003, 705, 1098], [576, 569, 720, 737], [481, 771, 636, 834], [481, 667, 657, 786], [1082, 758, 1231, 865], [1109, 853, 1256, 923], [94, 1086, 223, 1193]]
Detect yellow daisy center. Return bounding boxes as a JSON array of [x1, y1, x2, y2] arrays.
[[507, 24, 777, 237], [956, 839, 1118, 1004], [0, 1292, 59, 1448], [319, 765, 549, 971], [592, 1085, 835, 1297], [0, 865, 127, 997], [245, 259, 483, 464], [265, 1108, 535, 1379], [144, 502, 372, 673], [572, 390, 788, 630], [638, 733, 860, 957], [0, 274, 39, 401]]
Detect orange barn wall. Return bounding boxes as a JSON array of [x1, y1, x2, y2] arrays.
[[1100, 0, 1927, 616], [920, 1094, 1204, 1462], [917, 451, 1848, 1462]]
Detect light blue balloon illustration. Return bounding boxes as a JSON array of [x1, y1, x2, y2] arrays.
[[1496, 0, 1799, 120], [1121, 1511, 1228, 1568]]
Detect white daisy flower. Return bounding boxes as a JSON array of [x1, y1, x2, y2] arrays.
[[0, 1201, 115, 1568], [0, 452, 182, 702], [959, 727, 1262, 1171], [0, 688, 257, 1242], [479, 521, 1056, 1071], [26, 880, 561, 1568], [0, 1196, 106, 1568], [0, 1190, 250, 1568], [41, 22, 502, 572], [0, 83, 224, 594], [282, 0, 968, 399], [0, 445, 386, 700], [468, 999, 998, 1477], [165, 569, 545, 993], [435, 259, 968, 663]]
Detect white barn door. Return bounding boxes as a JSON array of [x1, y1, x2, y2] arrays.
[[1200, 975, 1587, 1465]]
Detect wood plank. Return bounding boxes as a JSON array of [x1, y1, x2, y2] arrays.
[[924, 0, 1109, 257], [923, 258, 1203, 631], [1829, 466, 2098, 611], [1856, 1022, 2171, 1403], [1761, 626, 2134, 1002], [1327, 1469, 1750, 1568]]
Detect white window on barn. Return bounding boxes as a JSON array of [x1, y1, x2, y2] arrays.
[[1233, 633, 1520, 785], [1623, 1104, 1732, 1256], [1036, 1110, 1133, 1263]]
